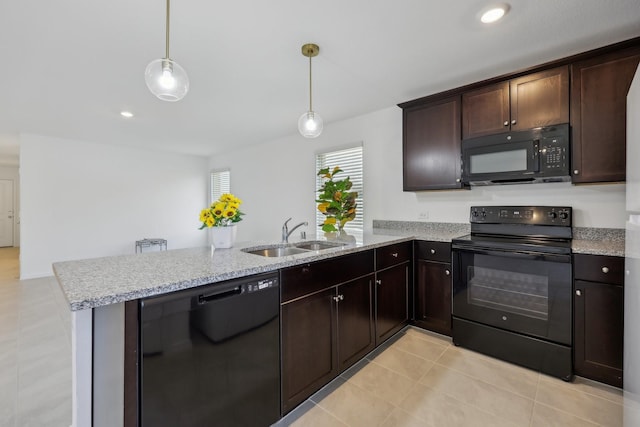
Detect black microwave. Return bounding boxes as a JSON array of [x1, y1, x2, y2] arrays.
[[461, 124, 570, 185]]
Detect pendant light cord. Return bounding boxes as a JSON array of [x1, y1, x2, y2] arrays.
[[309, 54, 313, 112], [165, 0, 171, 59]]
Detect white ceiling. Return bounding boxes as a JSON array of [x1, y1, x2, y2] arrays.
[[0, 0, 639, 165]]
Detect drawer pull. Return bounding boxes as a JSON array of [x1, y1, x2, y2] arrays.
[[333, 294, 344, 302], [392, 253, 398, 258], [445, 269, 450, 276], [576, 290, 582, 296], [602, 266, 609, 274], [376, 279, 382, 285], [430, 249, 436, 254]]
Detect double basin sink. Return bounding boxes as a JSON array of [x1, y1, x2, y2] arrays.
[[242, 241, 347, 257]]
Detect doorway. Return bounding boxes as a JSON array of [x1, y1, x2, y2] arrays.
[[0, 179, 14, 247]]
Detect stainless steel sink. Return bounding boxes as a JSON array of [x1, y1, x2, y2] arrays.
[[243, 246, 309, 257], [242, 240, 347, 257], [294, 241, 346, 251]]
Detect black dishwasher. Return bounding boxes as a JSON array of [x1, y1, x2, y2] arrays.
[[139, 272, 280, 427]]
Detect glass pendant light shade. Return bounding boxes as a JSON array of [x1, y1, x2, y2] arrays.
[[298, 110, 323, 138], [145, 58, 189, 102]]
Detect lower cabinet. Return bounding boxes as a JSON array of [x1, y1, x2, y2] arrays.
[[375, 241, 412, 346], [280, 251, 375, 414], [375, 264, 409, 345], [574, 254, 624, 388], [414, 241, 452, 336]]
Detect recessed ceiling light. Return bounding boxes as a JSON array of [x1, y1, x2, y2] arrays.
[[120, 111, 134, 118], [480, 4, 510, 23]]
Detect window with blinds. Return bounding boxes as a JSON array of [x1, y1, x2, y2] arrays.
[[315, 145, 364, 233], [210, 169, 231, 203]]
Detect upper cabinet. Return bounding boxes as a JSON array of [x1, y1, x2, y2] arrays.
[[402, 96, 463, 191], [570, 47, 640, 183], [462, 66, 569, 139]]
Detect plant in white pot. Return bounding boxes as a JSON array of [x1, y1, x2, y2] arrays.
[[199, 193, 244, 248]]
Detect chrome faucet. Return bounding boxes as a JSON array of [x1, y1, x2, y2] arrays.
[[282, 218, 308, 243]]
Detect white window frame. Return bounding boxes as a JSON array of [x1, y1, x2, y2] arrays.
[[315, 143, 364, 233], [210, 169, 231, 203]]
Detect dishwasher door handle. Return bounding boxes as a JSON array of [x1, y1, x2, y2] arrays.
[[198, 286, 242, 304]]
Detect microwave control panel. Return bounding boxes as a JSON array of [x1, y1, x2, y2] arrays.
[[539, 137, 568, 171]]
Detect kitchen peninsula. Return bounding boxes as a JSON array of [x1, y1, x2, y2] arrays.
[[53, 231, 428, 427]]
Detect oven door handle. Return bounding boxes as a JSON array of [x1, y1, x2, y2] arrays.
[[453, 247, 571, 263]]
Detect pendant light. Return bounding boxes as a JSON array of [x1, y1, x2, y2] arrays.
[[144, 0, 189, 102], [298, 43, 323, 138]]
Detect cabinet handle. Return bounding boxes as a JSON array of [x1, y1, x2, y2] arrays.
[[503, 120, 509, 126], [430, 249, 436, 254], [376, 279, 382, 285], [445, 269, 450, 276], [574, 169, 579, 175], [456, 178, 461, 183], [576, 290, 582, 296], [302, 266, 310, 273], [333, 295, 344, 302], [602, 266, 609, 274], [339, 294, 344, 301], [391, 253, 398, 258], [511, 119, 516, 125]]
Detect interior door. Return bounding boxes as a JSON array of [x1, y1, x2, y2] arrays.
[[0, 180, 14, 247]]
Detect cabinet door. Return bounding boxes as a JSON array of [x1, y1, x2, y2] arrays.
[[462, 81, 510, 139], [337, 275, 375, 371], [375, 263, 409, 346], [571, 48, 640, 183], [402, 96, 463, 190], [574, 280, 624, 388], [415, 260, 452, 336], [510, 66, 569, 131], [281, 288, 337, 413]]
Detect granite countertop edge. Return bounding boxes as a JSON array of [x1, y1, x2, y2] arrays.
[[54, 223, 626, 312]]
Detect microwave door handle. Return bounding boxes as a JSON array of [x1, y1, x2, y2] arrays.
[[532, 140, 541, 172]]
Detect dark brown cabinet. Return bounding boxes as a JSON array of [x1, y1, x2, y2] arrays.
[[571, 47, 640, 183], [462, 66, 569, 139], [574, 254, 624, 388], [401, 95, 464, 191], [280, 250, 374, 413], [375, 242, 411, 346], [414, 241, 452, 336]]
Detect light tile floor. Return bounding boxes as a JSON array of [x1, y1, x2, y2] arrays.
[[0, 247, 72, 427], [276, 328, 635, 427], [1, 247, 638, 426]]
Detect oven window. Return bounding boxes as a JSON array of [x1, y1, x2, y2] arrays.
[[470, 149, 527, 174], [467, 265, 548, 320]]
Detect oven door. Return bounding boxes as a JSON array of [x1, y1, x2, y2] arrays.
[[452, 246, 572, 345]]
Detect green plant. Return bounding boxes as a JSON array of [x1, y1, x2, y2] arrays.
[[317, 166, 358, 232]]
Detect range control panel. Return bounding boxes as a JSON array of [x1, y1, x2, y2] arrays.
[[470, 206, 572, 226]]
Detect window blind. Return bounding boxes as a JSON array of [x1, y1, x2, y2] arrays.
[[210, 169, 231, 203], [315, 145, 364, 233]]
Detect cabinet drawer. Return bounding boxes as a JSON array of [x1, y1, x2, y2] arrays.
[[574, 254, 624, 285], [376, 242, 412, 270], [281, 250, 374, 302], [415, 241, 451, 263]]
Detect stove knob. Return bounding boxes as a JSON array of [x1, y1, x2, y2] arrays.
[[548, 211, 557, 219], [472, 211, 478, 218], [559, 211, 569, 220], [481, 211, 487, 218]]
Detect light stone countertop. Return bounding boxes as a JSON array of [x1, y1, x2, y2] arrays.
[[53, 233, 416, 311], [571, 227, 625, 257], [53, 222, 626, 312]]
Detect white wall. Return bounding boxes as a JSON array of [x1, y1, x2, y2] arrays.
[[0, 165, 20, 246], [20, 134, 209, 279], [210, 106, 625, 242]]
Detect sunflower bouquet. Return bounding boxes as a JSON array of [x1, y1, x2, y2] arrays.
[[199, 193, 244, 228], [317, 166, 358, 232]]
